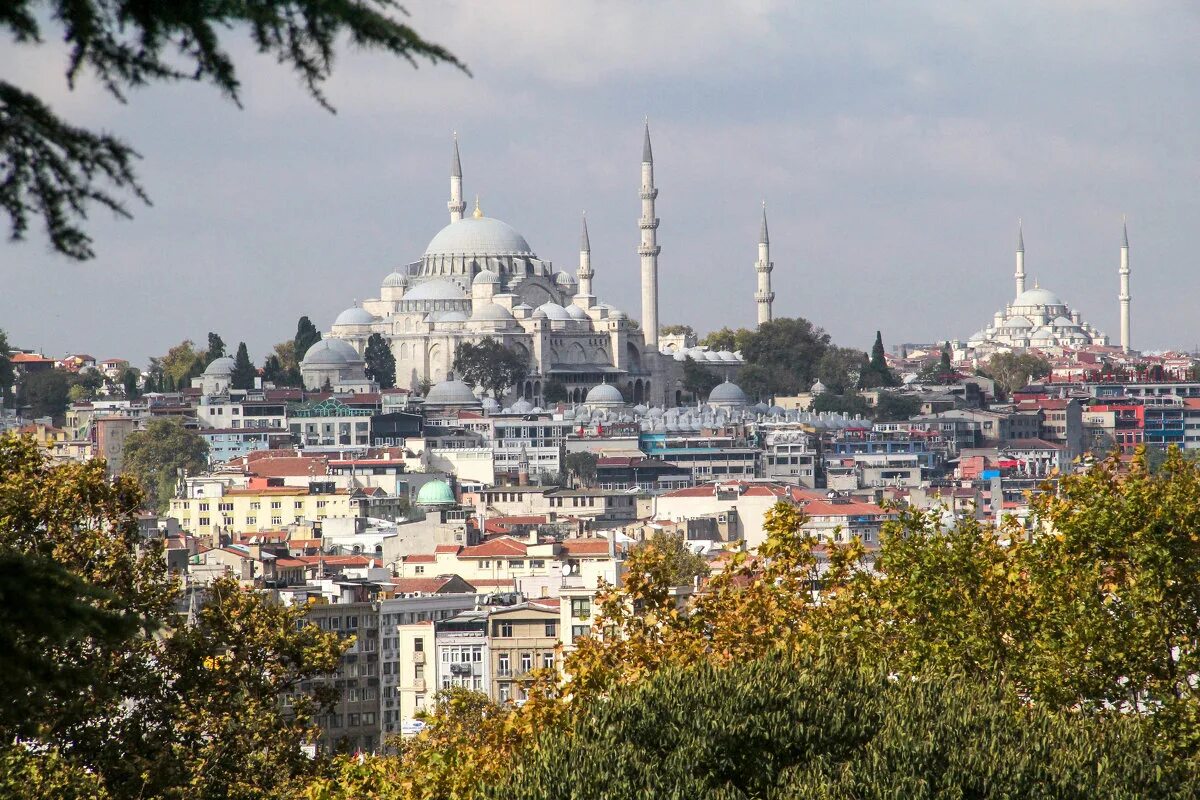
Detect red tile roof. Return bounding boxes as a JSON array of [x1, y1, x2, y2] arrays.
[[391, 576, 476, 594], [559, 538, 612, 556], [404, 554, 437, 564], [460, 537, 527, 558]]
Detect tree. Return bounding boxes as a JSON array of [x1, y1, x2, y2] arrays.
[[364, 332, 396, 389], [17, 368, 70, 420], [740, 317, 832, 395], [628, 531, 709, 586], [160, 340, 201, 391], [811, 391, 871, 417], [563, 452, 598, 487], [119, 367, 139, 399], [699, 326, 754, 353], [659, 324, 694, 337], [0, 329, 13, 403], [294, 316, 322, 365], [3, 1, 462, 261], [542, 378, 568, 404], [859, 330, 898, 388], [230, 342, 256, 390], [984, 351, 1052, 395], [205, 333, 227, 364], [681, 357, 721, 400], [872, 392, 920, 422], [264, 340, 301, 387], [737, 363, 773, 402], [817, 346, 868, 395], [453, 338, 528, 399], [120, 418, 208, 511]]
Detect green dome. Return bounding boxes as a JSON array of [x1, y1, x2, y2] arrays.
[[416, 479, 455, 507]]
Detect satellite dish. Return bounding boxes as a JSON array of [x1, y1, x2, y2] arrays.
[[559, 562, 571, 577]]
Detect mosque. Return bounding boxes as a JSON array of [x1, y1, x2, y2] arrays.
[[965, 223, 1132, 354], [302, 125, 770, 407]]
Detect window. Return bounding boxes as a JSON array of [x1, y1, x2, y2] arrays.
[[544, 622, 557, 638], [198, 517, 209, 526], [480, 560, 491, 569], [414, 638, 424, 652], [295, 501, 304, 510], [362, 712, 376, 726], [246, 516, 256, 526], [530, 559, 545, 569], [497, 653, 510, 675], [520, 652, 533, 673], [271, 516, 282, 526], [541, 652, 554, 670], [508, 560, 525, 568], [498, 683, 511, 703], [199, 502, 210, 512], [496, 621, 513, 638], [415, 664, 424, 680], [570, 598, 591, 619], [271, 500, 282, 509], [414, 565, 425, 575], [249, 501, 261, 510], [571, 624, 591, 640]]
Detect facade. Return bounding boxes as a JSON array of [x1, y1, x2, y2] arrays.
[[487, 602, 560, 703], [305, 602, 382, 754]]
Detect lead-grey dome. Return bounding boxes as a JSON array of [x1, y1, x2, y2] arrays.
[[203, 356, 235, 376], [334, 306, 376, 326], [301, 339, 356, 367], [473, 269, 501, 286], [424, 217, 534, 257], [708, 380, 749, 407], [584, 383, 624, 407], [471, 303, 514, 321], [536, 302, 571, 321], [564, 304, 588, 320], [424, 379, 479, 406], [383, 271, 408, 288]]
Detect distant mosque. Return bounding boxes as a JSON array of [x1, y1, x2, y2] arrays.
[[966, 222, 1132, 354], [302, 124, 781, 407]]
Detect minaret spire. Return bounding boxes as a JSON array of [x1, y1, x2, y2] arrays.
[[638, 120, 661, 348], [1120, 216, 1131, 353], [577, 212, 594, 297], [1015, 218, 1026, 297], [448, 133, 465, 223], [755, 202, 774, 326]]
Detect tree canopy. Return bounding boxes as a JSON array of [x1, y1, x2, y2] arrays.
[[365, 332, 397, 389], [740, 317, 832, 395], [294, 316, 322, 365], [453, 338, 528, 399], [984, 351, 1052, 395], [16, 368, 71, 421], [120, 417, 208, 511], [858, 330, 898, 388], [681, 357, 721, 399], [3, 0, 462, 260], [231, 342, 257, 390]]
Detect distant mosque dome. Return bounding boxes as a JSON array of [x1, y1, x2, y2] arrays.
[[584, 383, 624, 408], [416, 479, 456, 507], [810, 379, 828, 395], [473, 269, 501, 286], [424, 379, 479, 407], [1013, 287, 1064, 308], [334, 306, 375, 326], [535, 302, 571, 321], [564, 304, 588, 320], [383, 271, 409, 288], [203, 356, 235, 376], [708, 380, 749, 408], [300, 338, 360, 367], [424, 216, 534, 258]]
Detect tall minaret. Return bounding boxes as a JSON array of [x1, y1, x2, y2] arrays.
[[1120, 218, 1131, 352], [577, 213, 594, 296], [755, 203, 774, 326], [639, 121, 661, 348], [448, 133, 465, 223], [1015, 219, 1026, 297]]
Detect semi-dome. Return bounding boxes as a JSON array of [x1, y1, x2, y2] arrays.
[[424, 379, 479, 406], [404, 279, 467, 301], [1000, 315, 1033, 329], [708, 380, 749, 407], [473, 269, 501, 286], [1013, 287, 1064, 307], [424, 217, 534, 257], [334, 306, 375, 326], [382, 271, 409, 288], [584, 383, 624, 407], [564, 304, 588, 320], [471, 303, 514, 321], [416, 479, 456, 507], [203, 356, 235, 376], [535, 302, 571, 321], [437, 310, 469, 323]]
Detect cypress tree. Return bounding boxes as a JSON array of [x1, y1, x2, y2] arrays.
[[363, 333, 396, 389], [294, 316, 322, 364], [230, 342, 256, 390]]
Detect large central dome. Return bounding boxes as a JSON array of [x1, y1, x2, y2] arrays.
[[424, 217, 534, 257]]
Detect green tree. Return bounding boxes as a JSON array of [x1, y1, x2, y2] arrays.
[[120, 418, 208, 511], [541, 378, 568, 404], [699, 326, 754, 353], [740, 317, 831, 395], [230, 341, 256, 390], [811, 391, 871, 417], [3, 0, 461, 261], [17, 368, 70, 420], [736, 363, 773, 402], [364, 332, 396, 389], [563, 451, 598, 487], [659, 324, 695, 337], [294, 316, 322, 364], [628, 531, 709, 586], [0, 329, 13, 402], [871, 392, 920, 422], [681, 357, 721, 400], [817, 346, 868, 395], [453, 338, 528, 399], [160, 340, 201, 391], [983, 351, 1052, 395], [859, 330, 898, 388], [119, 367, 139, 399], [206, 332, 227, 364]]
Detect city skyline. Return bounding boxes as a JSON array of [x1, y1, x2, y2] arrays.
[[3, 2, 1199, 364]]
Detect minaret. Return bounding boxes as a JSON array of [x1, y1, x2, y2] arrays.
[[448, 133, 465, 223], [577, 213, 594, 296], [639, 121, 661, 349], [1015, 219, 1026, 296], [1120, 219, 1131, 352], [755, 202, 774, 326]]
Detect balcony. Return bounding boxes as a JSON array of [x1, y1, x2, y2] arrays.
[[413, 651, 426, 665], [412, 678, 426, 691], [495, 668, 513, 677]]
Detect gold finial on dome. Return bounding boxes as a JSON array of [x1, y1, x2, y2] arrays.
[[472, 195, 483, 219]]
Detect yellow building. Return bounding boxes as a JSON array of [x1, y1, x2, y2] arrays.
[[169, 484, 354, 546]]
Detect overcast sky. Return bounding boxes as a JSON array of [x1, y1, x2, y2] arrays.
[[4, 1, 1200, 366]]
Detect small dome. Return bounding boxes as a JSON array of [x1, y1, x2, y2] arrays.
[[473, 269, 501, 286], [584, 383, 624, 407], [565, 305, 588, 320], [424, 217, 534, 258], [1052, 315, 1077, 327], [510, 398, 534, 413], [718, 350, 738, 362], [334, 306, 376, 326], [531, 308, 548, 320], [535, 302, 571, 321], [811, 379, 828, 394], [404, 279, 467, 301], [555, 271, 576, 286], [471, 303, 514, 322], [300, 339, 358, 367], [708, 380, 749, 407], [203, 356, 235, 376], [424, 379, 479, 406], [704, 351, 723, 362], [416, 479, 456, 507], [383, 271, 409, 288], [1000, 316, 1033, 330], [481, 396, 500, 413], [610, 309, 627, 320], [673, 351, 688, 361]]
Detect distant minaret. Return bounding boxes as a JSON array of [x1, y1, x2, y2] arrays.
[[577, 213, 594, 296], [1015, 219, 1026, 296], [639, 122, 661, 348], [1120, 219, 1131, 352], [448, 134, 465, 223], [755, 203, 774, 326]]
